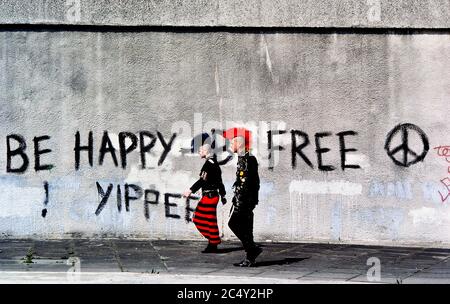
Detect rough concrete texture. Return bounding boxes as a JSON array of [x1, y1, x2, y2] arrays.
[[1, 0, 450, 28], [1, 239, 450, 283], [0, 29, 449, 247]]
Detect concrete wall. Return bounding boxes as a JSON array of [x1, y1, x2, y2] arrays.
[[1, 0, 450, 28], [0, 1, 449, 247]]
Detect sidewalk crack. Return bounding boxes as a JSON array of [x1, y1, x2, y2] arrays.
[[109, 240, 125, 272], [401, 251, 450, 281], [149, 241, 169, 272]]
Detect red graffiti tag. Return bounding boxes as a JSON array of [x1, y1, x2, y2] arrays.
[[434, 146, 450, 171], [434, 146, 450, 202], [434, 145, 450, 157], [438, 177, 450, 203]]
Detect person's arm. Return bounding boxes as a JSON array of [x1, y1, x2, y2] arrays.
[[216, 166, 227, 204], [217, 166, 226, 197], [190, 178, 204, 194], [189, 162, 209, 193], [248, 156, 260, 203]]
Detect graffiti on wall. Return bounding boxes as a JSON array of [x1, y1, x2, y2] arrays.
[[434, 145, 450, 203], [0, 122, 436, 220], [384, 123, 430, 167], [94, 182, 198, 223]]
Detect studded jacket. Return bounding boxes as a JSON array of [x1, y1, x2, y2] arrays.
[[232, 152, 260, 206]]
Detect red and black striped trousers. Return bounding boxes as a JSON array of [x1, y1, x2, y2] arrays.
[[193, 195, 221, 245]]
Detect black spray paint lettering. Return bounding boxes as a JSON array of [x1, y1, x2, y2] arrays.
[[337, 130, 361, 170], [140, 131, 157, 169], [157, 131, 177, 166], [94, 183, 196, 221], [6, 134, 54, 173], [117, 183, 122, 212], [95, 182, 113, 216], [99, 131, 118, 167], [290, 130, 361, 171], [74, 131, 93, 170], [184, 195, 199, 223], [211, 129, 234, 166], [188, 130, 234, 165], [95, 182, 145, 215], [267, 130, 286, 171], [197, 128, 361, 171], [6, 134, 29, 173], [144, 189, 159, 220], [291, 130, 314, 169], [119, 132, 138, 169], [74, 131, 177, 170], [41, 181, 49, 218], [125, 183, 143, 212], [315, 132, 336, 172], [164, 193, 181, 219], [33, 136, 54, 171], [95, 182, 157, 219]]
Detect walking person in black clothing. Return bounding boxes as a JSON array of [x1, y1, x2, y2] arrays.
[[183, 133, 227, 253], [223, 128, 262, 267]]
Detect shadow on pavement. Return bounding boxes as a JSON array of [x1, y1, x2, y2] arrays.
[[216, 247, 245, 253], [252, 257, 310, 267]]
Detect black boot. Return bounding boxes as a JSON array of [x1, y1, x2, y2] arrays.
[[247, 246, 263, 263], [201, 243, 218, 253], [233, 247, 263, 267], [233, 258, 254, 267]]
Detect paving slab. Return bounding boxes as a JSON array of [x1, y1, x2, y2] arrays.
[[1, 239, 450, 283]]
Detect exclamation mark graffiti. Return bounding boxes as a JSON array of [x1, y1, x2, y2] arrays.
[[41, 181, 49, 218]]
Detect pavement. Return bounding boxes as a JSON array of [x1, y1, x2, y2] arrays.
[[1, 238, 450, 284]]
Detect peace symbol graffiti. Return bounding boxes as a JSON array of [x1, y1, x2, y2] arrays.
[[384, 123, 430, 167]]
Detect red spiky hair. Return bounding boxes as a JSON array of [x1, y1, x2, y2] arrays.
[[222, 127, 252, 150]]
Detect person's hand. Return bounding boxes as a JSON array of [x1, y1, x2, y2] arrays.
[[183, 190, 192, 198], [221, 196, 227, 205]]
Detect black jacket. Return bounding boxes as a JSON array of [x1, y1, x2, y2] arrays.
[[190, 156, 226, 197], [233, 152, 260, 205]]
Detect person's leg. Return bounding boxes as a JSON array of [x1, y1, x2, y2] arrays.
[[228, 208, 248, 248], [228, 211, 248, 265], [209, 196, 221, 245], [229, 205, 257, 247], [238, 208, 255, 252], [193, 196, 221, 252], [229, 206, 262, 266], [228, 207, 253, 266], [244, 206, 262, 262], [227, 211, 239, 238]]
